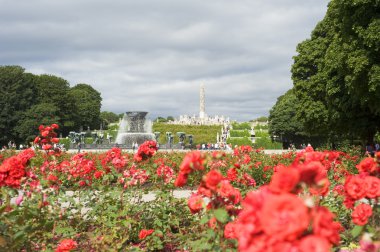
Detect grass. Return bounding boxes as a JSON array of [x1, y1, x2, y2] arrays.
[[152, 123, 221, 145]]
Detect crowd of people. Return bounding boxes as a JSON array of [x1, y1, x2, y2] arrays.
[[365, 142, 380, 157]]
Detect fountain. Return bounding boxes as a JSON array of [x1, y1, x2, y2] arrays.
[[115, 111, 156, 146]]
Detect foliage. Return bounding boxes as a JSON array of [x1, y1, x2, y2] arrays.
[[227, 137, 252, 147], [0, 66, 36, 146], [69, 84, 102, 130], [100, 111, 119, 129], [269, 89, 307, 146], [253, 125, 268, 130], [105, 124, 118, 141], [152, 123, 220, 145], [154, 117, 168, 123], [59, 138, 71, 150], [34, 74, 78, 134], [252, 116, 268, 122], [154, 116, 175, 123], [0, 66, 102, 145], [0, 133, 379, 251], [231, 122, 251, 130], [14, 103, 61, 144], [253, 137, 282, 150], [291, 0, 380, 144], [254, 130, 269, 138], [229, 130, 250, 138]]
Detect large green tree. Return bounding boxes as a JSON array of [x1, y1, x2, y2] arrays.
[[69, 83, 102, 130], [14, 103, 60, 144], [0, 66, 36, 145], [291, 0, 380, 144], [34, 74, 78, 134], [269, 89, 307, 146]]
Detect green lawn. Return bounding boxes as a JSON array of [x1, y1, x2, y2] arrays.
[[152, 123, 221, 145]]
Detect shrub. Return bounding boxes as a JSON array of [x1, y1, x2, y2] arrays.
[[253, 137, 282, 149], [231, 122, 251, 130], [59, 138, 71, 150], [227, 137, 252, 146], [229, 130, 250, 138]]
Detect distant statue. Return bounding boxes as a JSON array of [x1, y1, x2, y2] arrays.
[[188, 135, 193, 145]]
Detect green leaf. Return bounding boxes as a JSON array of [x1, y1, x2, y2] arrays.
[[200, 215, 209, 225], [214, 209, 228, 224], [13, 231, 25, 243], [351, 225, 363, 238]]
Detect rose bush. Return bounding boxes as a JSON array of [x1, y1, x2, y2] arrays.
[[0, 124, 378, 251]]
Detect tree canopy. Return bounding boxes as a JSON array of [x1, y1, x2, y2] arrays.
[[14, 103, 60, 143], [0, 66, 36, 145], [34, 74, 78, 133], [268, 89, 306, 146], [283, 0, 380, 145], [69, 83, 102, 130], [100, 111, 120, 129], [0, 65, 104, 146]]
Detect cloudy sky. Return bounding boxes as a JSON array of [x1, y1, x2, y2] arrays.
[[0, 0, 329, 121]]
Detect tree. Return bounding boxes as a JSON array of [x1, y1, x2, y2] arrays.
[[155, 117, 168, 123], [291, 0, 380, 144], [34, 74, 77, 134], [14, 103, 60, 144], [100, 111, 119, 129], [269, 89, 307, 147], [254, 116, 268, 122], [0, 66, 36, 145], [69, 84, 102, 130]]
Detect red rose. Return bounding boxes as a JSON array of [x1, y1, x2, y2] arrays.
[[138, 229, 154, 240], [42, 144, 52, 150], [47, 174, 58, 182], [312, 206, 342, 245], [356, 157, 377, 174], [352, 203, 372, 226], [224, 222, 236, 239], [94, 171, 103, 179], [41, 130, 50, 137], [243, 173, 256, 187], [345, 175, 366, 200], [203, 170, 223, 190], [179, 151, 205, 174], [134, 141, 158, 162], [217, 180, 241, 204], [187, 193, 204, 214], [298, 235, 331, 252], [51, 123, 59, 129], [260, 193, 309, 241], [52, 138, 60, 143], [269, 167, 300, 194], [298, 161, 326, 185], [343, 196, 356, 209], [305, 146, 314, 152], [33, 136, 40, 144], [309, 178, 330, 197], [78, 181, 87, 187], [227, 168, 238, 181], [364, 176, 380, 198], [55, 239, 77, 252], [174, 172, 188, 187]]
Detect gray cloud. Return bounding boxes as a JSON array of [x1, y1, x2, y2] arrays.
[[0, 0, 329, 121]]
